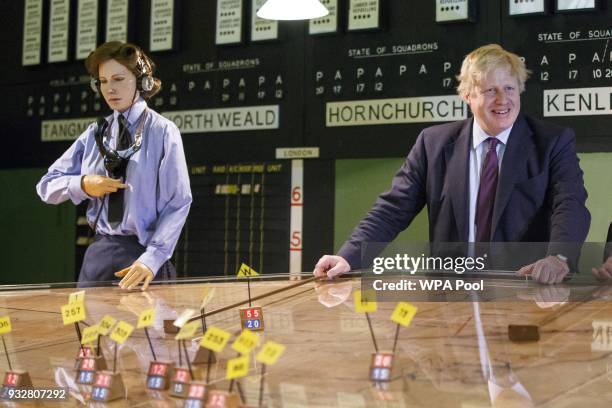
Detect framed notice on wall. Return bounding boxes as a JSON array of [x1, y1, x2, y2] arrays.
[[48, 0, 70, 63], [76, 0, 98, 60], [150, 0, 175, 51], [251, 0, 278, 42], [309, 0, 338, 35], [555, 0, 599, 12], [347, 0, 380, 31], [509, 0, 547, 16], [105, 0, 129, 42], [216, 0, 243, 45], [435, 0, 476, 23], [22, 0, 43, 66]]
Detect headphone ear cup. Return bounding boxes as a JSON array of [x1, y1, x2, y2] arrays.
[[90, 78, 100, 93], [140, 75, 154, 93]]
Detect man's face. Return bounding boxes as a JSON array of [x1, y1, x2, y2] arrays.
[[98, 58, 138, 113], [463, 67, 521, 136]]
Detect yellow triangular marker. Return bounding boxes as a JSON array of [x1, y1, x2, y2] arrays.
[[390, 302, 417, 327], [354, 290, 377, 313], [137, 308, 156, 329], [256, 341, 286, 366], [110, 321, 134, 344], [0, 316, 12, 335], [68, 290, 85, 304], [175, 320, 201, 340], [237, 263, 259, 277], [231, 329, 260, 354], [98, 315, 117, 336], [200, 326, 231, 353], [226, 355, 249, 379], [81, 324, 99, 345], [61, 301, 87, 325]]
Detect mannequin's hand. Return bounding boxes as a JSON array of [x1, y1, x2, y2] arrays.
[[82, 175, 126, 197], [115, 261, 154, 291]]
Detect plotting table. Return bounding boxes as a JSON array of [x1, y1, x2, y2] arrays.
[[0, 275, 612, 407]]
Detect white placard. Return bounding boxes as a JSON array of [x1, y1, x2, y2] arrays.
[[275, 147, 320, 159], [251, 0, 278, 41], [348, 0, 380, 31], [309, 0, 338, 34], [41, 118, 96, 142], [48, 0, 70, 63], [436, 0, 470, 22], [557, 0, 596, 10], [543, 87, 612, 117], [150, 0, 174, 51], [22, 0, 43, 66], [106, 0, 129, 42], [76, 0, 98, 60], [509, 0, 545, 15], [326, 95, 468, 127], [163, 105, 279, 133], [216, 0, 243, 45]]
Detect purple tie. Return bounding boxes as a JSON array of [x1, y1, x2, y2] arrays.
[[476, 138, 499, 242]]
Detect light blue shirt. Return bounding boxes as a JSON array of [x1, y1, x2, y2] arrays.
[[468, 119, 512, 242], [36, 98, 192, 276]]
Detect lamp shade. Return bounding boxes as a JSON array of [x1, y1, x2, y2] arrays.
[[256, 0, 329, 21]]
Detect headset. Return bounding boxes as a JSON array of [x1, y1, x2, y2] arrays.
[[90, 45, 155, 95], [94, 116, 143, 179]]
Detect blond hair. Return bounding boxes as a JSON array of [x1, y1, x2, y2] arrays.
[[456, 44, 530, 97]]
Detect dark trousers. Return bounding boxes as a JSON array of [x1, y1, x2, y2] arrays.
[[78, 234, 176, 287]]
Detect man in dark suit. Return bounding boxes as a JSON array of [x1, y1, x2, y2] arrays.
[[314, 44, 590, 284]]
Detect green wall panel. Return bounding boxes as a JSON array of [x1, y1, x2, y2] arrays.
[[0, 168, 75, 284], [335, 153, 612, 251]]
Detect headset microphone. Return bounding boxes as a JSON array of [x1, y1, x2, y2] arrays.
[[94, 117, 109, 155], [93, 117, 125, 178]]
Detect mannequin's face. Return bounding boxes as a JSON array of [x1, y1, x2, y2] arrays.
[[98, 58, 139, 113]]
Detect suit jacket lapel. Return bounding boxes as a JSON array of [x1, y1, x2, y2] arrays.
[[444, 118, 472, 241], [491, 114, 534, 237]]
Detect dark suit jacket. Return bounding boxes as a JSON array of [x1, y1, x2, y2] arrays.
[[338, 114, 591, 269]]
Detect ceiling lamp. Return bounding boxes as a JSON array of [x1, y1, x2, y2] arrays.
[[256, 0, 329, 21]]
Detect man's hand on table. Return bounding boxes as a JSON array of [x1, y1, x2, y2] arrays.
[[313, 255, 351, 279], [516, 255, 569, 284], [592, 256, 612, 281]]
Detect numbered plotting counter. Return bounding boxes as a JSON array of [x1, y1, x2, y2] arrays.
[[239, 306, 265, 331]]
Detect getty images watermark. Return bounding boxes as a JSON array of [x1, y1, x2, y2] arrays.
[[369, 253, 487, 293]]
